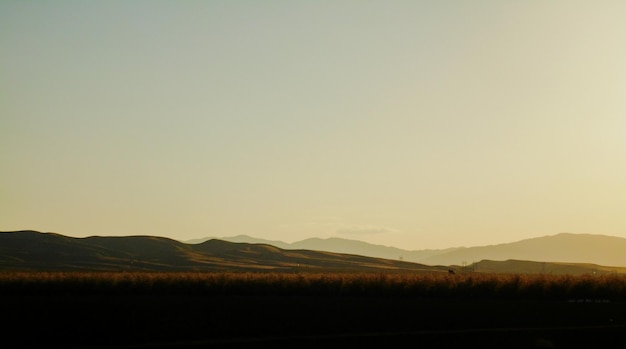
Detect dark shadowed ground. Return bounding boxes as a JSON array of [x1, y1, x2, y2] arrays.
[[3, 294, 625, 349]]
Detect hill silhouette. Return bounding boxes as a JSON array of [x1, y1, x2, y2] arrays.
[[196, 233, 626, 268], [422, 233, 626, 267], [0, 230, 443, 272], [186, 235, 460, 262], [2, 230, 626, 274]]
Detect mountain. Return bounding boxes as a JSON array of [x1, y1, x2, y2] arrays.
[[195, 233, 626, 268], [186, 234, 292, 248], [187, 235, 459, 262], [466, 259, 626, 275], [0, 230, 444, 273], [3, 230, 625, 274], [421, 233, 626, 267]]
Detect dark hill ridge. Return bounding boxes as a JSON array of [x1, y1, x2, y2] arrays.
[[198, 233, 626, 268], [187, 235, 458, 262], [0, 230, 444, 272], [422, 233, 626, 267], [453, 259, 626, 276], [3, 230, 626, 274]]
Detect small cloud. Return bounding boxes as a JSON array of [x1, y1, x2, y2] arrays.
[[336, 225, 396, 236]]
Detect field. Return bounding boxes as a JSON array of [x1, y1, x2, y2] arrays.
[[2, 271, 626, 348]]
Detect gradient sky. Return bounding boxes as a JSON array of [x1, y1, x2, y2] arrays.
[[2, 1, 626, 250]]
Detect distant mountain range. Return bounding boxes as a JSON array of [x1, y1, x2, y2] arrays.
[[2, 230, 625, 274], [187, 233, 626, 268], [0, 230, 443, 273]]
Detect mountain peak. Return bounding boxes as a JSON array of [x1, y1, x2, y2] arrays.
[[209, 233, 626, 267]]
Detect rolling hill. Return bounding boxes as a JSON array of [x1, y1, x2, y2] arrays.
[[186, 235, 459, 262], [196, 233, 626, 268], [421, 233, 626, 267], [0, 230, 444, 273], [3, 230, 625, 274]]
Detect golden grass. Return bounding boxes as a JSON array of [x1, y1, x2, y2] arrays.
[[1, 271, 625, 300]]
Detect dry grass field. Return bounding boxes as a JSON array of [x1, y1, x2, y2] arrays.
[[2, 271, 626, 299], [2, 271, 626, 348]]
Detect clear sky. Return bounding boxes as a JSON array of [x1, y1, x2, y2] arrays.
[[2, 1, 625, 250]]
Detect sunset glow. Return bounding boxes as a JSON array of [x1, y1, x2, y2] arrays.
[[2, 1, 625, 249]]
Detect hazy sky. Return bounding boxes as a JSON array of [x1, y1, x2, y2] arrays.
[[2, 1, 626, 250]]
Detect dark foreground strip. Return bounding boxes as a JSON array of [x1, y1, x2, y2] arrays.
[[97, 324, 626, 349]]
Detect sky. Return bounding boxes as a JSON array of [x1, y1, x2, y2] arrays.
[[2, 1, 626, 250]]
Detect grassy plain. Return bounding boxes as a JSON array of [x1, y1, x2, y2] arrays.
[[2, 271, 626, 348]]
